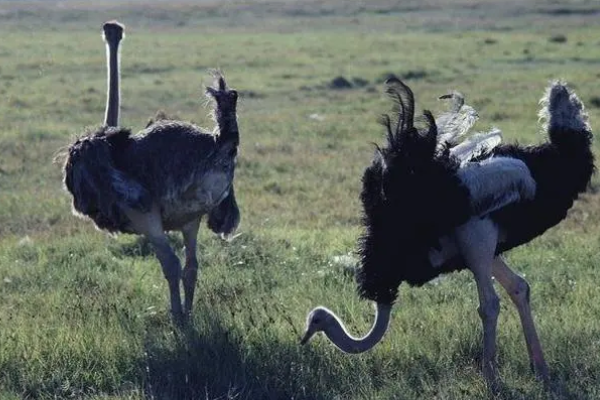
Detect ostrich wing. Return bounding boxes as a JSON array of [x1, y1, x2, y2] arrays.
[[450, 128, 502, 165], [437, 91, 479, 148], [457, 157, 536, 217], [109, 169, 153, 212]]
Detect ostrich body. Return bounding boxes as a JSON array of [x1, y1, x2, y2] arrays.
[[62, 21, 240, 321], [302, 78, 594, 388]]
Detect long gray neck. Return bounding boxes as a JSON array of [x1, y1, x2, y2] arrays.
[[324, 303, 392, 354], [104, 40, 121, 127]]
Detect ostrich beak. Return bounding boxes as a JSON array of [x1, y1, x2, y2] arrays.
[[300, 329, 313, 345]]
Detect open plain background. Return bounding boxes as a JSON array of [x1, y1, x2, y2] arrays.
[[0, 0, 599, 399]]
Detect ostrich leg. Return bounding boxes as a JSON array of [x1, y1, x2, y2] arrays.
[[472, 266, 500, 390], [456, 218, 501, 391], [151, 235, 184, 322], [492, 257, 549, 382], [126, 208, 184, 322], [150, 234, 184, 323], [181, 218, 201, 316]]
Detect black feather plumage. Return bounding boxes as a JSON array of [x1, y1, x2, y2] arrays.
[[357, 79, 472, 304], [63, 126, 151, 233], [480, 83, 594, 253], [62, 73, 241, 236], [356, 79, 594, 305], [486, 137, 594, 254], [63, 119, 239, 234]]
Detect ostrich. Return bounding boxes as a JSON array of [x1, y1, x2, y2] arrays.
[[61, 21, 240, 322], [301, 78, 594, 388]]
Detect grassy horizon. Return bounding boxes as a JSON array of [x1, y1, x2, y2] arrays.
[[1, 1, 600, 399]]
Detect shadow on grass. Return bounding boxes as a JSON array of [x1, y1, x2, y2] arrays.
[[138, 306, 600, 400], [140, 311, 340, 400]]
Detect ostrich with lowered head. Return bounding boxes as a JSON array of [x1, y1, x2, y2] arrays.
[[301, 78, 594, 388], [61, 21, 240, 322]]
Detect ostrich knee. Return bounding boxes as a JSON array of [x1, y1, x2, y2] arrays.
[[477, 294, 500, 345], [477, 294, 500, 321], [509, 275, 530, 304]]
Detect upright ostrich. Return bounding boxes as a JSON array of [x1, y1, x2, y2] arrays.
[[61, 21, 240, 321], [301, 78, 594, 388]]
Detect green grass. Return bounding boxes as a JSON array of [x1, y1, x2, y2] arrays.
[[1, 0, 600, 398]]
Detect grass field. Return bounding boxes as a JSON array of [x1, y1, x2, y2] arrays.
[[0, 0, 600, 398]]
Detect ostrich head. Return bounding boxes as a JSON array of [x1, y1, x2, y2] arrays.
[[102, 20, 124, 45], [206, 72, 238, 114], [300, 307, 334, 345]]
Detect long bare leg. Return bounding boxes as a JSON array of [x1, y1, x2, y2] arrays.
[[181, 218, 201, 316], [456, 218, 500, 390], [472, 268, 500, 390], [126, 207, 183, 321], [151, 234, 184, 322], [492, 257, 549, 382]]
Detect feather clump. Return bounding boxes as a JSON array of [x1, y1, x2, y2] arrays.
[[357, 77, 472, 304]]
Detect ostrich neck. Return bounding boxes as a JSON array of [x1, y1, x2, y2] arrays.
[[325, 303, 392, 354], [104, 41, 121, 127], [214, 108, 239, 143]]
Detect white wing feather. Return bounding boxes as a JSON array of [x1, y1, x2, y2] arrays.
[[436, 91, 502, 163], [450, 128, 502, 165]]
